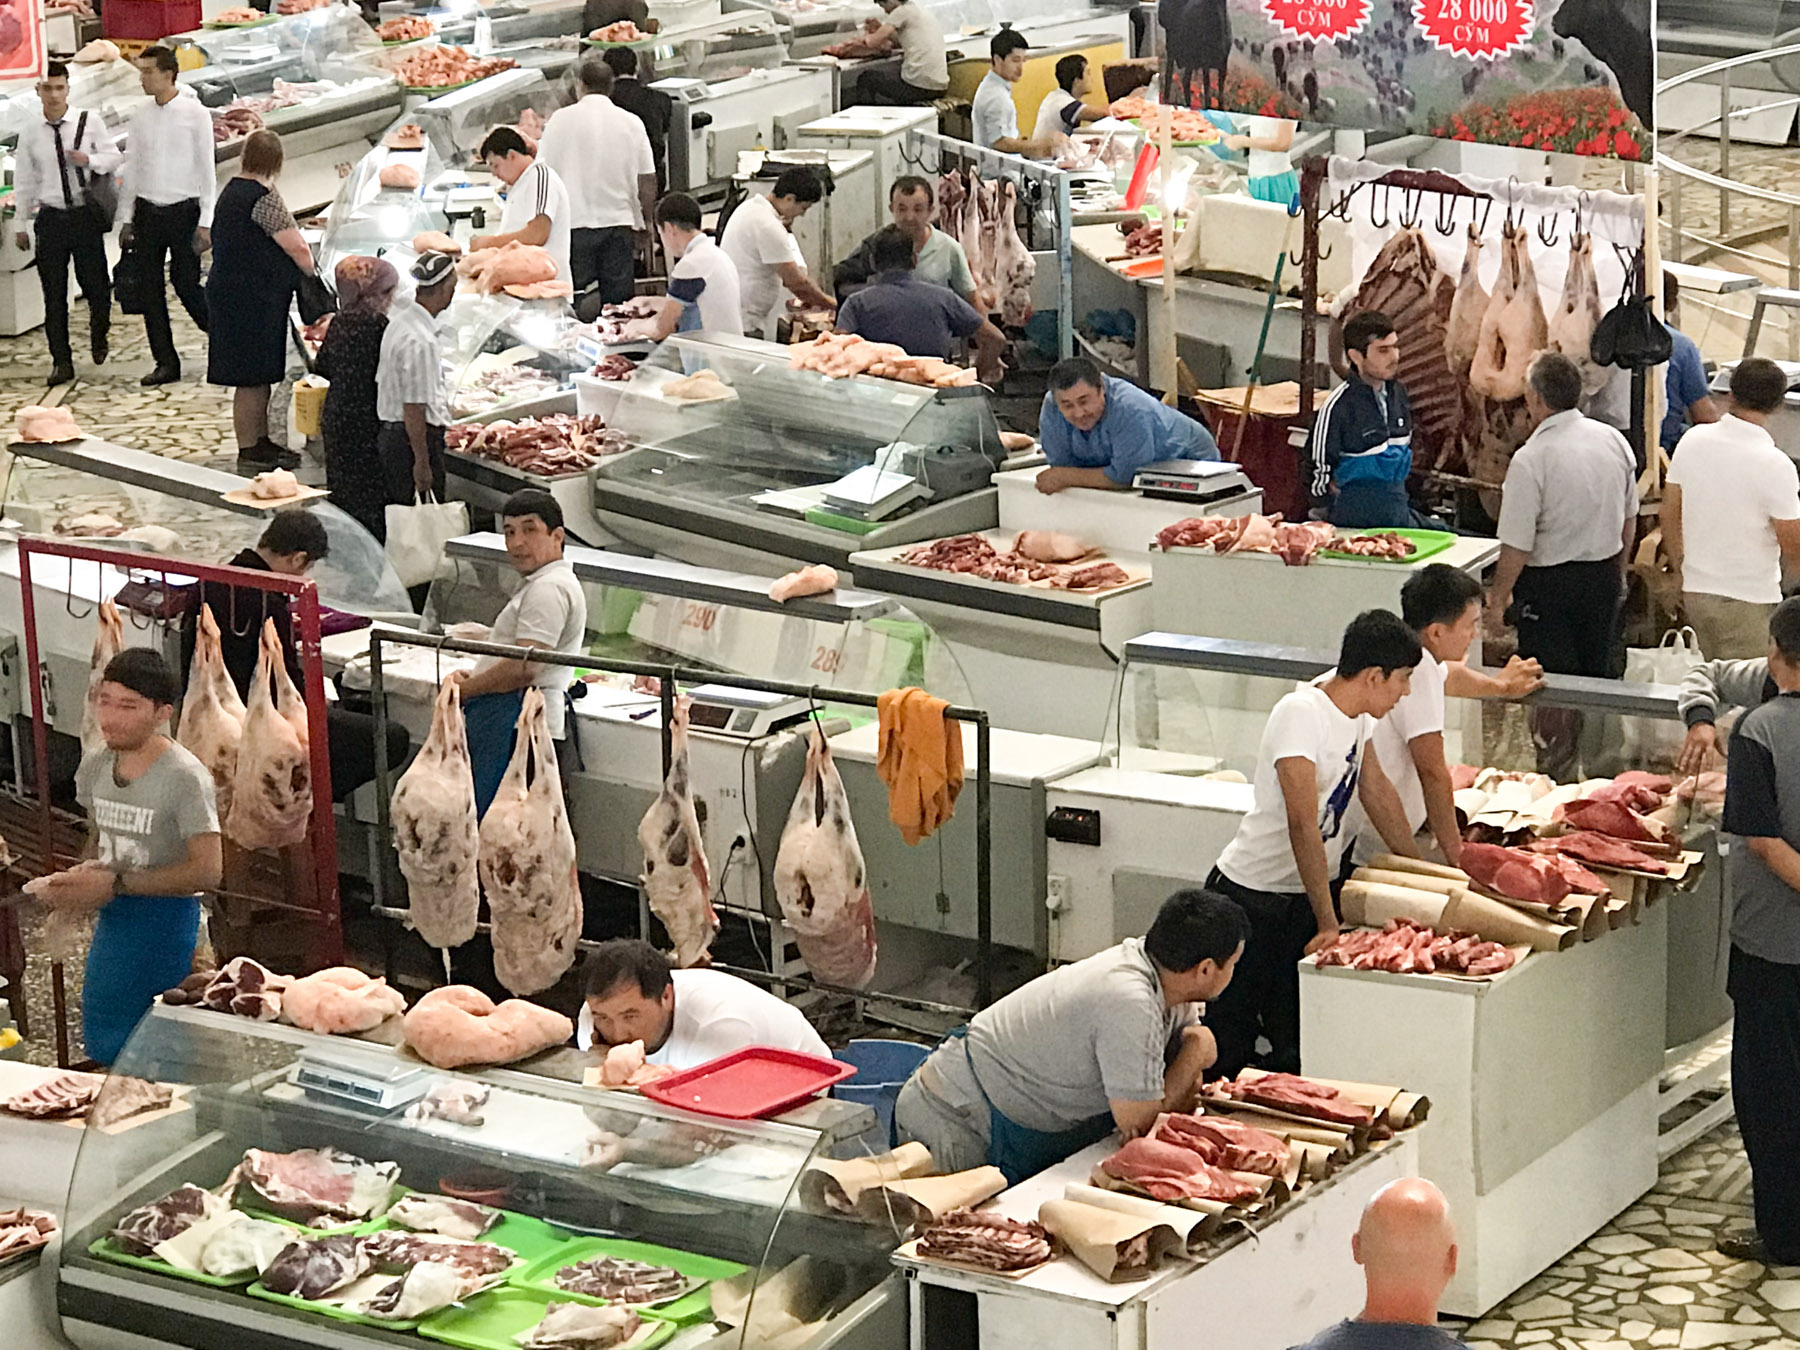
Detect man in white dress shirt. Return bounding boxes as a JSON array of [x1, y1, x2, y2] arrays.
[[118, 46, 215, 387], [376, 252, 457, 601], [472, 127, 572, 291], [537, 56, 657, 317], [13, 61, 121, 386]]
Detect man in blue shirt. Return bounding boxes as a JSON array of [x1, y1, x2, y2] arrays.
[[1661, 274, 1722, 453], [1310, 311, 1428, 527], [1036, 356, 1218, 494], [835, 225, 1005, 381]]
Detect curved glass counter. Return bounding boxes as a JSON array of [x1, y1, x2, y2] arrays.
[[56, 1003, 907, 1350]]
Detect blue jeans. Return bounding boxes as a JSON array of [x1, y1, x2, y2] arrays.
[[84, 894, 202, 1065]]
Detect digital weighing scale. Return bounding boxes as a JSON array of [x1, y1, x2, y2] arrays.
[[290, 1042, 433, 1114], [1132, 459, 1256, 504], [821, 464, 928, 521], [685, 684, 812, 738]]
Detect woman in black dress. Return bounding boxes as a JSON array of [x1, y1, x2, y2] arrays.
[[206, 129, 316, 468], [314, 255, 398, 539]]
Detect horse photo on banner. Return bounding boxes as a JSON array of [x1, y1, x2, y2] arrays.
[[0, 0, 44, 83], [1157, 0, 1651, 159]]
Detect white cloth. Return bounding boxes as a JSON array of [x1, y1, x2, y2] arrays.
[[1244, 115, 1294, 179], [575, 968, 831, 1064], [376, 294, 450, 425], [887, 0, 948, 91], [537, 94, 655, 231], [669, 233, 743, 336], [1496, 409, 1637, 568], [1667, 414, 1800, 605], [13, 113, 122, 222], [720, 192, 803, 338], [497, 159, 573, 288], [1216, 680, 1374, 894], [1351, 650, 1447, 863], [480, 557, 588, 738], [1032, 88, 1079, 144], [971, 70, 1019, 149], [119, 89, 216, 227]]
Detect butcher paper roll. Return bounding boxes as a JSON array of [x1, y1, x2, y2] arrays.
[[797, 1143, 934, 1216], [1442, 887, 1578, 952], [1338, 881, 1450, 930], [1366, 854, 1465, 882], [1353, 867, 1467, 899]]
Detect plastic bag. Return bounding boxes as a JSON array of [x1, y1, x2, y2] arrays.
[[384, 493, 468, 589], [1619, 626, 1705, 768]]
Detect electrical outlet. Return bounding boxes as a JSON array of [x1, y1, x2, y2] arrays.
[[1045, 875, 1070, 914]]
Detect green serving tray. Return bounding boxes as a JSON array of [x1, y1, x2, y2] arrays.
[[247, 1272, 448, 1333], [1319, 527, 1458, 565], [421, 1287, 675, 1350], [510, 1238, 746, 1326], [802, 506, 885, 536], [89, 1214, 321, 1287]]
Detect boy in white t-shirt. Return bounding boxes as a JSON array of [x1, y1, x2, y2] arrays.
[[1205, 610, 1422, 1080]]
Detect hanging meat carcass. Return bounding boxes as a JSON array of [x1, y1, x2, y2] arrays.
[[80, 599, 125, 758], [636, 695, 718, 968], [478, 689, 582, 997], [936, 170, 965, 233], [226, 620, 311, 851], [1444, 224, 1488, 381], [1548, 231, 1606, 397], [178, 603, 247, 821], [993, 179, 1036, 329], [1469, 227, 1548, 404], [960, 170, 991, 303], [391, 678, 480, 967], [774, 728, 878, 989]]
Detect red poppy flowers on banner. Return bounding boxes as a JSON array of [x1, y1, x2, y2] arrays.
[[1261, 0, 1370, 41], [1413, 0, 1534, 59]]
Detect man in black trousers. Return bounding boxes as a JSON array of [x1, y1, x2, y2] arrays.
[[1719, 596, 1800, 1265]]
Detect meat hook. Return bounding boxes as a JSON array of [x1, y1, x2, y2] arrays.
[[1476, 196, 1494, 235], [1536, 211, 1560, 247], [123, 575, 155, 630], [1399, 187, 1423, 229], [1573, 190, 1591, 239], [63, 574, 94, 621], [1369, 184, 1391, 228], [1324, 180, 1363, 220], [1503, 176, 1521, 234], [1435, 193, 1459, 235]]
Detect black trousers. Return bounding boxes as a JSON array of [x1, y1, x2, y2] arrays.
[[571, 226, 636, 310], [1730, 944, 1800, 1262], [34, 205, 110, 365], [376, 418, 447, 517], [1509, 559, 1622, 678], [133, 197, 208, 369], [1202, 867, 1325, 1080], [858, 67, 947, 106]]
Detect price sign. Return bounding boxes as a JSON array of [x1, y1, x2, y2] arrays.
[[1413, 0, 1534, 58], [1262, 0, 1370, 40]]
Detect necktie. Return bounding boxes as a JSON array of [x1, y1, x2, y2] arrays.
[[49, 121, 74, 210]]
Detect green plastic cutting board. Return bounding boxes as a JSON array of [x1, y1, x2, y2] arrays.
[[510, 1238, 747, 1326], [1319, 527, 1458, 564], [420, 1287, 676, 1350], [802, 507, 886, 536]]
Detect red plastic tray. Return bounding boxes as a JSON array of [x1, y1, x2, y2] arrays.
[[639, 1048, 855, 1120]]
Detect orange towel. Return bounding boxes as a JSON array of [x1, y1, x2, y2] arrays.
[[876, 687, 965, 846]]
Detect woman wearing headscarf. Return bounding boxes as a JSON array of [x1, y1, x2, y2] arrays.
[[314, 254, 398, 539]]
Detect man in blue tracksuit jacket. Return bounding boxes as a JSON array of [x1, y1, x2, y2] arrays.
[[1310, 310, 1424, 529]]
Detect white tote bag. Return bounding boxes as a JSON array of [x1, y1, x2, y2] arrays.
[[385, 492, 468, 589], [1618, 626, 1706, 768]]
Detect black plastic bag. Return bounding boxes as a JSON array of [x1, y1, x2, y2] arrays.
[[1591, 293, 1671, 371], [112, 244, 151, 316], [296, 269, 337, 325]]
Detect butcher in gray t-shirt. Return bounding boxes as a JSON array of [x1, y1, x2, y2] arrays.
[[77, 740, 219, 878], [894, 890, 1249, 1182]]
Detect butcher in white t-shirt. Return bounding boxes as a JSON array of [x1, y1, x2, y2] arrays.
[[1204, 610, 1422, 1080], [576, 939, 830, 1066], [633, 191, 743, 342], [473, 126, 573, 288], [719, 167, 836, 338]]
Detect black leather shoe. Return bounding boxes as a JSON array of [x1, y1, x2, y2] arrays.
[[141, 365, 179, 387], [91, 332, 108, 365], [239, 439, 301, 472], [47, 363, 73, 386], [1718, 1227, 1774, 1264]]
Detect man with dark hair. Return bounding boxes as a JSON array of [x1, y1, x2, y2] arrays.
[[472, 126, 572, 288], [834, 225, 1005, 378], [1310, 311, 1425, 528], [895, 888, 1248, 1182], [15, 59, 121, 386], [834, 176, 978, 303], [1661, 273, 1722, 454], [1036, 355, 1218, 494], [1206, 610, 1422, 1079], [1032, 54, 1109, 144], [451, 489, 589, 816], [577, 938, 829, 1065], [971, 29, 1053, 157], [855, 0, 950, 106], [1715, 598, 1800, 1265], [539, 56, 656, 313], [36, 647, 221, 1064], [603, 46, 672, 193], [119, 45, 215, 386], [1662, 356, 1800, 660], [635, 192, 741, 340], [720, 166, 835, 337]]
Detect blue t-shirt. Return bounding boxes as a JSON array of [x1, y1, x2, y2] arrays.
[[835, 271, 984, 360], [1662, 327, 1711, 450], [1039, 376, 1219, 485], [1289, 1321, 1463, 1350]]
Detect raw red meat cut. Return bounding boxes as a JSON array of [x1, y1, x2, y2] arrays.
[[261, 1235, 371, 1299], [637, 695, 718, 968], [773, 728, 878, 988], [993, 180, 1036, 328], [1562, 796, 1663, 843], [1012, 531, 1091, 563], [1530, 832, 1668, 874], [446, 415, 624, 477], [1329, 532, 1417, 559], [916, 1209, 1052, 1270], [0, 1209, 55, 1259], [1099, 1137, 1264, 1203], [1583, 773, 1670, 814], [1050, 562, 1133, 590], [232, 1147, 399, 1223], [1216, 1073, 1374, 1127], [112, 1185, 228, 1255], [1458, 842, 1573, 904], [3, 1072, 101, 1119], [1152, 1113, 1291, 1176], [1450, 764, 1482, 791], [1534, 852, 1610, 896], [1313, 920, 1515, 977], [1271, 520, 1337, 566]]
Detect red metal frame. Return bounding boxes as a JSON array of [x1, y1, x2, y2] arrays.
[[16, 539, 343, 970]]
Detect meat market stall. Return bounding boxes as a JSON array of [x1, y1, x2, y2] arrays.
[[0, 1062, 76, 1350], [443, 392, 624, 548]]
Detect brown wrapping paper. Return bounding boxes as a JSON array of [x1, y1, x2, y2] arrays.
[[1465, 882, 1605, 941], [1367, 853, 1465, 882], [1354, 867, 1468, 899], [1339, 880, 1450, 929], [896, 1233, 1055, 1281], [1039, 1197, 1190, 1281], [1198, 1098, 1358, 1149], [1087, 1164, 1283, 1216], [796, 1143, 935, 1216], [1238, 1068, 1429, 1130], [1060, 1182, 1221, 1244], [858, 1166, 1009, 1230], [1441, 887, 1579, 952]]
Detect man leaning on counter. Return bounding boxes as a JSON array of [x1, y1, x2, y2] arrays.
[[893, 889, 1249, 1184], [1035, 355, 1220, 494]]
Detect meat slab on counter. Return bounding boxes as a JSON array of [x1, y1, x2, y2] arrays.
[[403, 985, 573, 1069], [385, 1195, 499, 1242], [590, 354, 636, 381], [1458, 841, 1576, 904], [896, 535, 1135, 591], [1153, 514, 1337, 566], [521, 1303, 642, 1349], [112, 1184, 228, 1256], [788, 333, 977, 387], [1313, 919, 1515, 977], [362, 1230, 515, 1279], [1152, 1113, 1291, 1177], [1215, 1073, 1374, 1127], [392, 44, 516, 88], [1098, 1137, 1264, 1204], [1561, 795, 1669, 845], [262, 1234, 372, 1299], [279, 967, 406, 1035], [230, 1146, 400, 1224], [1531, 831, 1669, 874], [916, 1208, 1053, 1271], [446, 414, 625, 477], [554, 1255, 695, 1304], [2, 1071, 101, 1119], [1329, 532, 1417, 559], [0, 1208, 55, 1259]]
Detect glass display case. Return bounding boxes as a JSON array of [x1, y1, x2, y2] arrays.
[[635, 12, 788, 82], [56, 1004, 908, 1350], [593, 332, 1006, 569]]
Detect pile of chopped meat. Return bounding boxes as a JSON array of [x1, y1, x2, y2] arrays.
[[276, 0, 328, 13], [446, 414, 626, 476], [375, 14, 433, 40], [1327, 532, 1416, 559], [0, 1208, 55, 1259], [1313, 919, 1516, 977], [588, 19, 645, 39], [2, 1071, 101, 1119], [896, 534, 1135, 590], [1214, 1073, 1374, 1128], [1120, 221, 1161, 257], [1153, 513, 1337, 565], [1152, 1113, 1291, 1176], [1109, 97, 1220, 143], [590, 354, 636, 381], [1099, 1137, 1264, 1203], [212, 107, 263, 144], [789, 333, 977, 387], [452, 364, 559, 415], [916, 1209, 1052, 1271], [554, 1255, 696, 1304], [392, 45, 517, 89]]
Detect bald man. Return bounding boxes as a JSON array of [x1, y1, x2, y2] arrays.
[[1289, 1178, 1460, 1349]]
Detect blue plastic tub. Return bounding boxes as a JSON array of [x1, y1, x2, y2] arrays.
[[833, 1039, 929, 1148]]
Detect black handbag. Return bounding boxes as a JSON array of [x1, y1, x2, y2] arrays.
[[296, 269, 337, 325], [72, 112, 118, 228], [113, 243, 150, 316]]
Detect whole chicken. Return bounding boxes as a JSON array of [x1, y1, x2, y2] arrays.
[[280, 968, 406, 1034], [391, 678, 480, 968], [637, 695, 718, 968], [992, 179, 1036, 329], [80, 599, 124, 758], [225, 620, 312, 850], [1548, 231, 1606, 396], [773, 727, 878, 988], [1444, 224, 1488, 381], [178, 603, 247, 820], [478, 689, 582, 996]]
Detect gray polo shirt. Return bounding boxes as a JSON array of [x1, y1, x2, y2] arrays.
[[478, 557, 589, 740], [1495, 409, 1637, 569], [75, 740, 219, 887], [1725, 692, 1800, 964], [963, 938, 1197, 1133]]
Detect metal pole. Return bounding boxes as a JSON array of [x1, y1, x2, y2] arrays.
[[293, 582, 342, 970], [1297, 159, 1323, 458], [975, 714, 992, 1008], [370, 629, 391, 918], [1790, 206, 1800, 361], [1719, 69, 1732, 236], [1668, 167, 1683, 267]]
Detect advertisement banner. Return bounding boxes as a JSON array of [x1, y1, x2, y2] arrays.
[[0, 0, 44, 83], [1159, 0, 1652, 159]]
